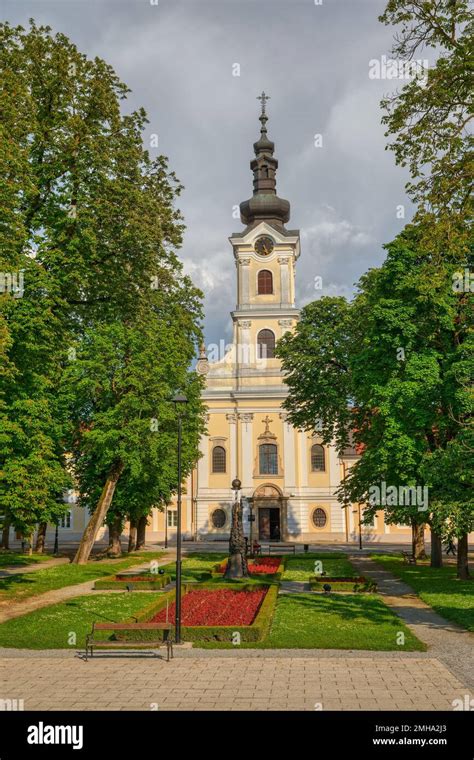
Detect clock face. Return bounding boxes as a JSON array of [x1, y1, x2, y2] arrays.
[[254, 236, 274, 256]]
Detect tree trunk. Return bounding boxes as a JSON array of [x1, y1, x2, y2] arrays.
[[35, 522, 47, 554], [136, 514, 148, 550], [107, 516, 123, 558], [22, 534, 33, 556], [0, 518, 10, 549], [457, 533, 469, 580], [430, 527, 443, 568], [224, 498, 248, 579], [128, 517, 137, 552], [412, 521, 426, 560], [72, 460, 124, 564]]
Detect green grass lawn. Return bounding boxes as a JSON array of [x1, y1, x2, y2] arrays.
[[198, 592, 425, 651], [0, 588, 425, 651], [371, 554, 474, 632], [282, 553, 356, 582], [0, 552, 165, 602], [0, 593, 163, 649], [0, 551, 60, 568], [162, 553, 227, 582]]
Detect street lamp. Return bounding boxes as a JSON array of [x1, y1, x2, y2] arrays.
[[172, 391, 188, 645], [246, 497, 255, 557], [353, 504, 363, 551]]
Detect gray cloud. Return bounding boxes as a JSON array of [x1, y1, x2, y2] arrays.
[[4, 0, 423, 347]]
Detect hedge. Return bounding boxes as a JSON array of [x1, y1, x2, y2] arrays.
[[309, 576, 377, 592], [93, 573, 171, 590], [115, 583, 279, 643]]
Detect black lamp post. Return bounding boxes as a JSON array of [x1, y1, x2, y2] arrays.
[[247, 498, 255, 557], [172, 391, 188, 645], [353, 504, 363, 551]]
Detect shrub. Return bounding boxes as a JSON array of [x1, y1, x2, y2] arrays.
[[93, 574, 171, 590], [116, 583, 279, 643], [309, 576, 377, 592]]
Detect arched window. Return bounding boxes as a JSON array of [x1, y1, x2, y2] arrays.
[[257, 270, 273, 295], [259, 443, 278, 475], [311, 444, 325, 472], [257, 329, 275, 359], [312, 508, 327, 528], [211, 508, 226, 528], [212, 446, 226, 473]]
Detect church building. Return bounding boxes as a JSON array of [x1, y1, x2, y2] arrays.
[[163, 94, 412, 545], [56, 95, 415, 547]]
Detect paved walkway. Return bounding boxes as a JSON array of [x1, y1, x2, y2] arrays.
[[349, 555, 474, 689], [0, 557, 70, 578], [0, 652, 470, 711], [0, 550, 472, 711]]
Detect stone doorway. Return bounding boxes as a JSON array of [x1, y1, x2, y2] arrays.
[[251, 484, 287, 542], [258, 507, 281, 540]]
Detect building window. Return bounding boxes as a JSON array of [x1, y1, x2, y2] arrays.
[[212, 445, 226, 473], [312, 508, 327, 529], [257, 270, 273, 295], [211, 508, 226, 529], [257, 329, 275, 359], [167, 509, 178, 528], [59, 510, 72, 529], [311, 444, 325, 472], [259, 443, 278, 475], [363, 508, 376, 528]]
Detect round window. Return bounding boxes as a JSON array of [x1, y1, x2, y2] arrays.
[[312, 508, 327, 529], [211, 508, 226, 529]]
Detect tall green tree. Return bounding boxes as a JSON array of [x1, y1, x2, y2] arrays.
[[1, 21, 203, 556], [380, 0, 473, 222], [64, 277, 204, 564], [277, 224, 473, 576]]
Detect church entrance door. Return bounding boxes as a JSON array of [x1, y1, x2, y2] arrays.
[[258, 507, 281, 541]]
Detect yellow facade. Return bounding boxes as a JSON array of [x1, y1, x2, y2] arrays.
[[64, 105, 415, 546]]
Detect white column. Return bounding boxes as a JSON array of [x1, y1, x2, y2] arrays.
[[280, 412, 296, 489], [238, 258, 251, 307], [278, 319, 293, 336], [197, 430, 209, 488], [226, 413, 237, 479], [328, 442, 341, 490], [241, 496, 250, 538], [239, 413, 254, 488], [278, 257, 290, 304], [186, 483, 192, 536], [239, 320, 252, 367], [298, 431, 308, 487]]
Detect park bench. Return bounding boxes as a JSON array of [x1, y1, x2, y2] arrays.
[[261, 543, 296, 555], [85, 622, 173, 661], [401, 551, 417, 565]]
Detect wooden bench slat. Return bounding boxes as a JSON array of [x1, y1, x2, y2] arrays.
[[90, 642, 165, 648]]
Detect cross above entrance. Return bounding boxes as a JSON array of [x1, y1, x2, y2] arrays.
[[262, 415, 273, 433]]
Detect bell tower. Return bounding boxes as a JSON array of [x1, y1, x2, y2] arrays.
[[228, 93, 300, 381]]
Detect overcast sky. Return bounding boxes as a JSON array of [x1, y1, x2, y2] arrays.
[[4, 0, 426, 348]]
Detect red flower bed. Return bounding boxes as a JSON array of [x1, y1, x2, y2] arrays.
[[151, 588, 267, 626], [248, 557, 281, 574], [216, 556, 281, 575]]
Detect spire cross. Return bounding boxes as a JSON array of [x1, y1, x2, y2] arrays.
[[257, 91, 270, 115]]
